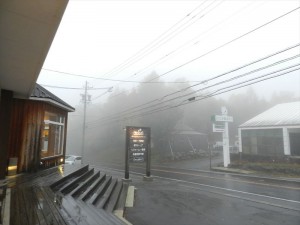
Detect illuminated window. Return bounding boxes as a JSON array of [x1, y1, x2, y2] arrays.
[[41, 112, 65, 158]]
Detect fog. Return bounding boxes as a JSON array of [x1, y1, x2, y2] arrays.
[[65, 72, 299, 164], [35, 1, 300, 163]]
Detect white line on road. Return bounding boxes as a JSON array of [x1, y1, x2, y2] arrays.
[[154, 175, 300, 204], [99, 166, 300, 205], [179, 184, 300, 212]]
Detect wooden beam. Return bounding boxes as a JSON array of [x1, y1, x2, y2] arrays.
[[0, 90, 13, 179]]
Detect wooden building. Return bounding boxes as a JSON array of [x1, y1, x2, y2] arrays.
[[0, 0, 69, 179], [7, 84, 74, 174]]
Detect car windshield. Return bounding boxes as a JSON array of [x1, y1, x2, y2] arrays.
[[65, 156, 75, 161]]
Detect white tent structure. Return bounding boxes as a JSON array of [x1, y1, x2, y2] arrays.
[[238, 102, 300, 157]]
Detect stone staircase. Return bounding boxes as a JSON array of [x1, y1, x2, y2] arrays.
[[50, 165, 129, 225]]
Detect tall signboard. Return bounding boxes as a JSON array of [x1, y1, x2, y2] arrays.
[[125, 126, 151, 180], [211, 107, 233, 168]]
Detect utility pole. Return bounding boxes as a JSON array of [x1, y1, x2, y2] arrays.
[[81, 81, 91, 164]]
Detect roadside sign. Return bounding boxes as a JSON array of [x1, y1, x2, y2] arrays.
[[211, 107, 232, 168], [211, 115, 233, 122], [124, 126, 151, 180], [127, 127, 150, 162], [212, 123, 224, 132]]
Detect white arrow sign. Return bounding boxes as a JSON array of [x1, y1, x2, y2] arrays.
[[214, 115, 233, 122], [212, 123, 224, 132]]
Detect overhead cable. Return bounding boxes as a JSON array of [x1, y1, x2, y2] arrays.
[[86, 62, 300, 126], [86, 66, 299, 128], [91, 43, 300, 123]]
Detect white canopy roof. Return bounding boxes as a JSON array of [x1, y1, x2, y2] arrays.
[[240, 101, 300, 128]]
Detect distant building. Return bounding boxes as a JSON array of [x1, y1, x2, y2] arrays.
[[238, 102, 300, 157], [168, 121, 208, 159]]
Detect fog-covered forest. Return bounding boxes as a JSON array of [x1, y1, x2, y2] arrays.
[[66, 73, 298, 164]]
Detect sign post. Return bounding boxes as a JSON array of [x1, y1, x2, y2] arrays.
[[124, 126, 152, 181], [211, 107, 233, 168], [124, 127, 130, 180]]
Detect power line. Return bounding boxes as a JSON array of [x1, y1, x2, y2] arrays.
[[89, 64, 299, 123], [42, 6, 299, 94], [102, 0, 224, 79], [146, 6, 300, 82], [40, 2, 223, 85], [99, 55, 300, 122], [91, 1, 257, 94], [86, 62, 300, 127], [41, 68, 200, 84], [94, 0, 219, 79], [92, 88, 113, 101], [39, 84, 113, 90], [86, 66, 299, 128], [90, 44, 300, 123], [122, 1, 258, 82], [108, 6, 300, 99]]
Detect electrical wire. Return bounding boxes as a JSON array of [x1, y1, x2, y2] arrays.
[[103, 0, 224, 79], [108, 6, 300, 98], [95, 0, 219, 79], [41, 68, 200, 84], [122, 1, 259, 81], [86, 66, 299, 128], [95, 55, 300, 123], [87, 1, 258, 96], [39, 84, 113, 90], [88, 44, 300, 124], [86, 62, 300, 127], [41, 7, 299, 93], [146, 6, 300, 82]]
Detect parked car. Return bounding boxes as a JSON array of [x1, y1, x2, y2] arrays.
[[65, 155, 82, 165]]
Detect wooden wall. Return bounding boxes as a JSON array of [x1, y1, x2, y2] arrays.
[[8, 99, 68, 173]]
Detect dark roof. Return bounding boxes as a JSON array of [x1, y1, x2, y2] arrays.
[[30, 83, 75, 112], [172, 120, 207, 135]]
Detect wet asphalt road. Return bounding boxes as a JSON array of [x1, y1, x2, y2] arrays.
[[95, 159, 300, 225]]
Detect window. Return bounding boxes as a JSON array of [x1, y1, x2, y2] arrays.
[[41, 111, 65, 158]]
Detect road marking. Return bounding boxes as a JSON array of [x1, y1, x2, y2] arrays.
[[151, 164, 300, 183], [179, 184, 300, 212], [129, 165, 300, 191], [125, 186, 135, 207], [99, 166, 300, 204], [153, 175, 300, 204], [96, 161, 300, 184], [97, 167, 300, 204]]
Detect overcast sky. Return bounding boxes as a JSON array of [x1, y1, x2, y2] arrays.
[[37, 0, 300, 107]]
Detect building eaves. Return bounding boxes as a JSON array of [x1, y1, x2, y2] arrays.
[[30, 83, 75, 112]]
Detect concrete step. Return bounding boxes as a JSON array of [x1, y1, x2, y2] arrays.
[[89, 176, 112, 205], [114, 182, 129, 211], [64, 195, 127, 225], [105, 181, 123, 212], [71, 171, 100, 198], [50, 165, 89, 191], [94, 178, 118, 209], [81, 174, 106, 202], [48, 165, 131, 225], [61, 168, 94, 195]]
